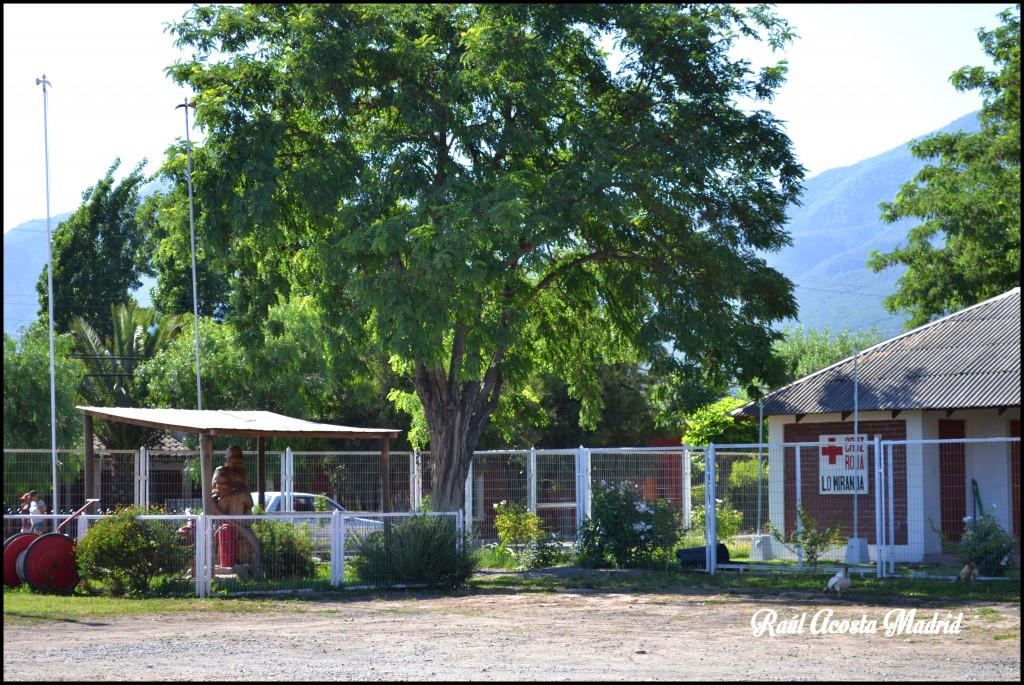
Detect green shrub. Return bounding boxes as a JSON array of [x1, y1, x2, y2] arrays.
[[351, 515, 476, 588], [519, 532, 569, 570], [251, 519, 316, 580], [493, 499, 545, 549], [575, 479, 682, 569], [690, 500, 744, 543], [76, 507, 191, 596], [957, 514, 1016, 577]]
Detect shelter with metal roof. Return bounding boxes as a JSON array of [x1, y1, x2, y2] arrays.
[[729, 288, 1020, 559], [76, 407, 400, 516]]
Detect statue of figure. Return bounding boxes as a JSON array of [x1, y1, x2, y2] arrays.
[[212, 445, 254, 516], [211, 445, 260, 573]]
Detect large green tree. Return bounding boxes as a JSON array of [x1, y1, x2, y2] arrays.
[[772, 325, 883, 385], [3, 324, 85, 497], [165, 4, 803, 509], [3, 323, 84, 450], [37, 158, 152, 339], [138, 144, 232, 321], [137, 296, 413, 451], [869, 5, 1020, 328]]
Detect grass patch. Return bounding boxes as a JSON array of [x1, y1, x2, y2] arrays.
[[6, 561, 1019, 624], [973, 607, 1002, 622]]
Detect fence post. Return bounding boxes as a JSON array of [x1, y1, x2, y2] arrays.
[[456, 508, 464, 555], [195, 512, 208, 598], [282, 447, 294, 511], [141, 447, 150, 511], [886, 440, 895, 576], [574, 445, 591, 532], [410, 449, 423, 511], [682, 447, 692, 528], [875, 435, 885, 578], [706, 443, 717, 574], [464, 461, 473, 534], [330, 509, 344, 587], [527, 447, 537, 514], [795, 444, 803, 570]]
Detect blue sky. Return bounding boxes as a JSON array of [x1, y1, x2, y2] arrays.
[[3, 3, 1010, 232]]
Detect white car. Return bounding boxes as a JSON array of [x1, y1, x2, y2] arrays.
[[251, 491, 384, 553]]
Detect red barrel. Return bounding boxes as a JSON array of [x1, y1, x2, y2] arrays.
[[215, 523, 237, 567]]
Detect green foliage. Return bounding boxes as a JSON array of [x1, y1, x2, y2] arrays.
[[137, 299, 413, 451], [519, 532, 569, 571], [772, 325, 884, 386], [489, 500, 564, 570], [251, 519, 317, 580], [678, 397, 758, 447], [37, 158, 153, 339], [71, 302, 185, 449], [958, 514, 1017, 577], [769, 503, 846, 571], [576, 480, 682, 569], [351, 515, 476, 588], [869, 6, 1020, 328], [939, 513, 1017, 578], [76, 507, 191, 596], [484, 362, 662, 450], [492, 499, 545, 549], [3, 324, 84, 454], [728, 457, 765, 488], [165, 3, 804, 511], [690, 500, 744, 543]]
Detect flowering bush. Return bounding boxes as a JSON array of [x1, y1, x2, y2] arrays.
[[575, 480, 682, 568], [957, 513, 1016, 577], [76, 506, 191, 596]]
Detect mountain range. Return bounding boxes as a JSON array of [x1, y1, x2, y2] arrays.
[[3, 111, 981, 339]]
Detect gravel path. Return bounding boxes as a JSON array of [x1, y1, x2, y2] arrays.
[[4, 575, 1020, 681]]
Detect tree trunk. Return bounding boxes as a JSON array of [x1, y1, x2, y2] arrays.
[[415, 337, 504, 512]]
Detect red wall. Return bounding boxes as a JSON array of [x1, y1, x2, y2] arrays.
[[782, 420, 908, 545]]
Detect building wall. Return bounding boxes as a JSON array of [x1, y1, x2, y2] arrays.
[[766, 407, 1019, 563], [918, 408, 1020, 544], [780, 414, 907, 546]]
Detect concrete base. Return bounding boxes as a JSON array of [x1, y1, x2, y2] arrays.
[[749, 534, 774, 561], [845, 537, 870, 564]]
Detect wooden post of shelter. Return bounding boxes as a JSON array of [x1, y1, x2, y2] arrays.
[[201, 432, 214, 515], [83, 414, 95, 504]]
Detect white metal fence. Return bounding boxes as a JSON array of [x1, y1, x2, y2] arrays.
[[4, 437, 1019, 585]]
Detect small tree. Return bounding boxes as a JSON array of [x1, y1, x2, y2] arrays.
[[769, 503, 846, 571], [492, 499, 544, 550], [576, 480, 682, 569]]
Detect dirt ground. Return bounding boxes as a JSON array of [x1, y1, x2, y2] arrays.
[[4, 569, 1020, 682]]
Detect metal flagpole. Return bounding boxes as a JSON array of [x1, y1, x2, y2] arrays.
[[36, 74, 59, 515], [176, 98, 202, 410], [757, 395, 764, 533], [853, 345, 859, 539]]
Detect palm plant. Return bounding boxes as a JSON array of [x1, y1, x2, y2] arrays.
[[71, 302, 185, 449]]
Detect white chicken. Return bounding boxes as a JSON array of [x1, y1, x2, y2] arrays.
[[823, 567, 851, 598]]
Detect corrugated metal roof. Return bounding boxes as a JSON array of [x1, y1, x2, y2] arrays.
[[77, 407, 399, 439], [732, 288, 1021, 418]]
